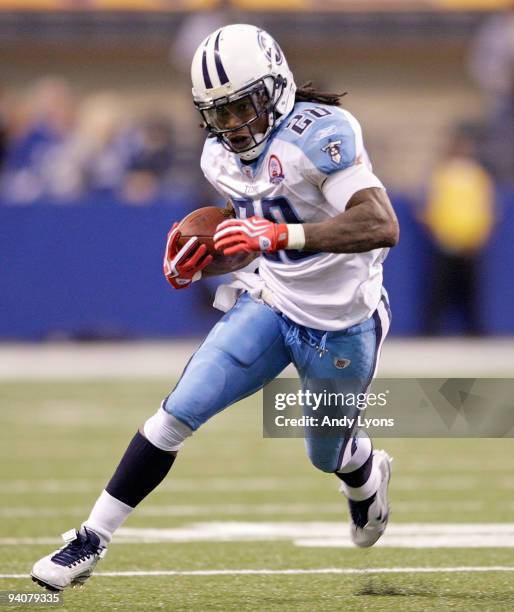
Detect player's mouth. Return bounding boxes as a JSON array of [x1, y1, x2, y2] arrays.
[[227, 131, 253, 151]]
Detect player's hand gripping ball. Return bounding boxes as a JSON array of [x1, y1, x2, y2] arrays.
[[163, 222, 212, 290], [213, 216, 288, 255], [163, 206, 256, 289]]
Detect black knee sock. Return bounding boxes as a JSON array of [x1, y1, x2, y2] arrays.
[[106, 431, 176, 507], [335, 451, 373, 488], [335, 453, 376, 527]]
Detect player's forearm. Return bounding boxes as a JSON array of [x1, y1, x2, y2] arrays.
[[302, 205, 397, 253], [300, 188, 399, 253], [213, 189, 398, 256]]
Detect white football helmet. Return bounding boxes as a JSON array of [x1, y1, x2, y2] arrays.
[[191, 24, 296, 161]]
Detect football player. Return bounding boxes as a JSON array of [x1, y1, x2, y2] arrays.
[[32, 24, 399, 591]]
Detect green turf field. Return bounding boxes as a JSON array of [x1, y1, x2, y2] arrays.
[[1, 381, 513, 611]]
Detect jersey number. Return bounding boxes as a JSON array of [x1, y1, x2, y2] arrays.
[[287, 107, 333, 136], [232, 196, 318, 263]]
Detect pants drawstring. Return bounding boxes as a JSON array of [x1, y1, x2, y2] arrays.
[[286, 322, 329, 358], [284, 324, 301, 348], [317, 331, 328, 358]]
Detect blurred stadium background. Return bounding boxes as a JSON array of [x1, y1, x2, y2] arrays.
[[0, 0, 513, 339], [1, 1, 514, 609]]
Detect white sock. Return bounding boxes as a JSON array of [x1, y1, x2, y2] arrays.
[[339, 462, 381, 501], [82, 489, 134, 546]]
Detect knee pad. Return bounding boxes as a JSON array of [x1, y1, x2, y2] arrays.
[[143, 406, 193, 452], [337, 430, 372, 473], [163, 354, 229, 431]]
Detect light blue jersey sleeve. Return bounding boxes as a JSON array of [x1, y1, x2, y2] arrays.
[[276, 102, 363, 186]]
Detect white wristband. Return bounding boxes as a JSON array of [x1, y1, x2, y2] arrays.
[[286, 224, 306, 250]]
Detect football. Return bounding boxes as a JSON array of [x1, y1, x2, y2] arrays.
[[177, 205, 257, 276]]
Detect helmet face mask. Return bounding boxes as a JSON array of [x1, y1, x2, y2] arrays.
[[191, 24, 296, 160], [195, 76, 284, 155]]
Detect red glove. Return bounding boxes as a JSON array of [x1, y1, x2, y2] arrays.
[[213, 216, 289, 255], [163, 223, 213, 290]]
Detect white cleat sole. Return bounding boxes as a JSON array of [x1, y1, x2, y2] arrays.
[[31, 575, 62, 592], [31, 570, 93, 592]]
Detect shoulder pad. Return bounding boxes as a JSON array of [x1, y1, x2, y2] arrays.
[[277, 104, 359, 176]]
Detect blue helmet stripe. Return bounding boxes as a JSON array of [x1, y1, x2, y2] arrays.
[[214, 31, 229, 85], [201, 37, 213, 89]]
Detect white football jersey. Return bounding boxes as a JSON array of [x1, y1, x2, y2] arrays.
[[200, 101, 388, 331]]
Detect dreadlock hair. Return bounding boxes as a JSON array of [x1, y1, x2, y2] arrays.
[[294, 81, 346, 107]]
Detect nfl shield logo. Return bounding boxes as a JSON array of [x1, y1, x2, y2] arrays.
[[334, 357, 351, 369]]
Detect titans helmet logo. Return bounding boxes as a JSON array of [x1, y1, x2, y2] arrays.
[[257, 30, 283, 65]]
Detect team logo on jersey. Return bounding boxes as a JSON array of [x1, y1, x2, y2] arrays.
[[268, 155, 284, 184], [334, 357, 351, 369], [257, 30, 283, 65], [322, 139, 343, 165]]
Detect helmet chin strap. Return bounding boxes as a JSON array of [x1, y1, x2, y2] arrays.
[[237, 132, 267, 161], [236, 104, 287, 162]]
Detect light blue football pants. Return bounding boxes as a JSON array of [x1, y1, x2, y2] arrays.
[[164, 291, 391, 473]]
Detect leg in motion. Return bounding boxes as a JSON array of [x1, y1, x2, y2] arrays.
[[31, 293, 290, 591], [297, 294, 392, 547], [31, 393, 191, 591]]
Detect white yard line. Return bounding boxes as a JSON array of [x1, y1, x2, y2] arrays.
[[1, 523, 514, 548], [0, 500, 493, 519], [0, 477, 319, 494], [2, 567, 514, 579], [3, 474, 513, 494]]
